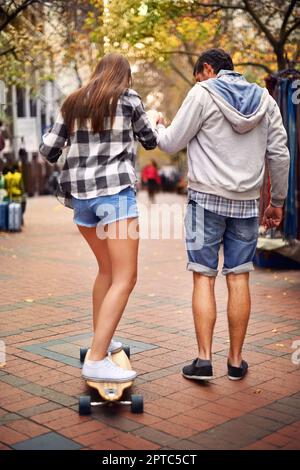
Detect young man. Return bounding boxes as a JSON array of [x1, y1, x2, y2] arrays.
[[156, 48, 290, 381]]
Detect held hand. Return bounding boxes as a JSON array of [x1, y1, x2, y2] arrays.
[[156, 112, 165, 125], [262, 204, 283, 230], [146, 109, 160, 128]]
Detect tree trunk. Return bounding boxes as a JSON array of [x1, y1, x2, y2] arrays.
[[275, 44, 287, 71]]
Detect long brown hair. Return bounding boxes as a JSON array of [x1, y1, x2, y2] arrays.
[[61, 53, 132, 133]]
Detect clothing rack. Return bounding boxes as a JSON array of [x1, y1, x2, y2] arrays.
[[263, 66, 300, 241]]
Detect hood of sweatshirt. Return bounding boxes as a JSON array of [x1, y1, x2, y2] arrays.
[[200, 70, 270, 134]]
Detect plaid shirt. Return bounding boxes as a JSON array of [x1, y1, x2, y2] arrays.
[[39, 89, 158, 209], [188, 189, 259, 218]]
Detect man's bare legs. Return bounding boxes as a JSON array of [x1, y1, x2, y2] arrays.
[[226, 272, 251, 367], [192, 273, 216, 360], [192, 272, 250, 366]]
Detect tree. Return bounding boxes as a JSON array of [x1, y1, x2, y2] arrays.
[[0, 0, 39, 31], [183, 0, 300, 71], [92, 0, 299, 85], [0, 1, 101, 87]]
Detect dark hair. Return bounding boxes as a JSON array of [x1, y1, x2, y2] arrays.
[[193, 48, 234, 76], [13, 162, 21, 172]]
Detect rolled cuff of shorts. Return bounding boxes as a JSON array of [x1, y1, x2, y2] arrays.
[[187, 262, 218, 277], [222, 261, 254, 276]]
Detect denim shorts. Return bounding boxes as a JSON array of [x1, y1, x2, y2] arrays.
[[185, 200, 259, 276], [72, 186, 139, 227]]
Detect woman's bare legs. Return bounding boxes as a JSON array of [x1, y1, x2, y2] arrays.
[[77, 226, 112, 331], [77, 218, 139, 361]]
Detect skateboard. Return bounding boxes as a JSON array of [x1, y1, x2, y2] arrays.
[[78, 347, 144, 415]]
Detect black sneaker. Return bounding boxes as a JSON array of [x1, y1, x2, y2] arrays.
[[182, 358, 213, 381], [227, 360, 248, 380]]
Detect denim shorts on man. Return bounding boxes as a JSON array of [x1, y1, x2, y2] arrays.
[[185, 199, 259, 276], [72, 186, 139, 227]]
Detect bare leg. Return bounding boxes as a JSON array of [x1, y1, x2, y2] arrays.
[[77, 226, 112, 331], [89, 218, 139, 361], [192, 273, 216, 360], [226, 273, 251, 367]]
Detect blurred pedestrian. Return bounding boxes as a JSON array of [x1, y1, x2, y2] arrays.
[[0, 166, 7, 202], [12, 162, 26, 225], [0, 121, 6, 157], [3, 162, 26, 225], [142, 159, 161, 204]]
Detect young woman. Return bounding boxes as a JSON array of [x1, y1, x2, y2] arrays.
[[40, 53, 158, 382]]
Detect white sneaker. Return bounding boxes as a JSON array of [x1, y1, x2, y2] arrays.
[[82, 357, 137, 383], [108, 339, 123, 354]]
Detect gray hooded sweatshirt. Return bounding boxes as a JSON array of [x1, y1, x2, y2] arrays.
[[157, 70, 290, 207]]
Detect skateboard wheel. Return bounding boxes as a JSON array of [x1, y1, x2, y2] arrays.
[[80, 348, 88, 363], [123, 346, 130, 359], [131, 394, 143, 413], [79, 396, 91, 415]]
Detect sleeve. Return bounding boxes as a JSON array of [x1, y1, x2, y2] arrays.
[[266, 98, 290, 207], [39, 112, 68, 164], [131, 96, 158, 150], [157, 87, 204, 154]]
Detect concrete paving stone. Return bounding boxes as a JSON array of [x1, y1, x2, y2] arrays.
[[12, 432, 82, 450], [1, 194, 300, 450]]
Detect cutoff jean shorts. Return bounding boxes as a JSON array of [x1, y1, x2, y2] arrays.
[[185, 200, 259, 276], [72, 186, 139, 228]]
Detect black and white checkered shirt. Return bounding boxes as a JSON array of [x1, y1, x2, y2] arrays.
[[39, 89, 158, 208], [188, 189, 259, 218]]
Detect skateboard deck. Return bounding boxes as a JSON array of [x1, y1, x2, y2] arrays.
[[85, 349, 133, 402]]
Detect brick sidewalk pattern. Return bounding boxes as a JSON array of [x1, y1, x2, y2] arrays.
[[0, 193, 299, 450]]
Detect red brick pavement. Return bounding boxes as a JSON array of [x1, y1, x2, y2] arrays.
[[0, 193, 299, 450]]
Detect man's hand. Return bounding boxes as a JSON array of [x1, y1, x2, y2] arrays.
[[156, 112, 165, 125], [262, 204, 283, 229]]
